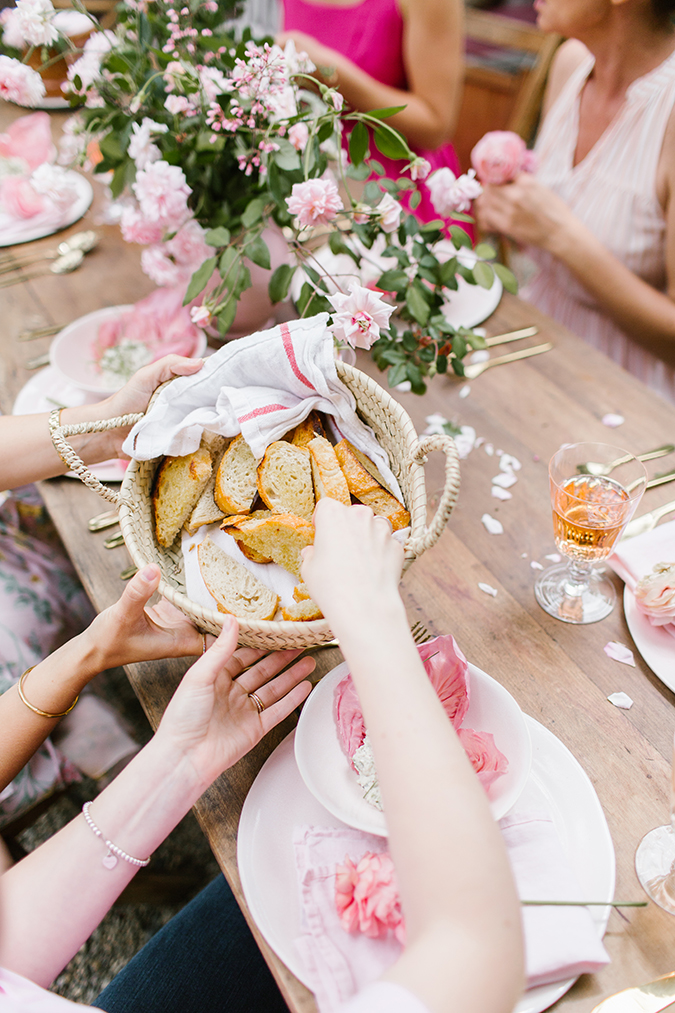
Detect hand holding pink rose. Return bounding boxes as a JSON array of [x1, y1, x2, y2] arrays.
[[470, 130, 537, 186]]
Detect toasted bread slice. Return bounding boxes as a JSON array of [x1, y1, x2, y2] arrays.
[[334, 439, 410, 531], [289, 411, 326, 449], [293, 582, 311, 602], [198, 536, 278, 620], [257, 441, 315, 520], [153, 447, 213, 548], [214, 434, 258, 515], [308, 436, 351, 505], [186, 438, 232, 535], [281, 599, 324, 621], [221, 510, 273, 563], [224, 513, 314, 579]]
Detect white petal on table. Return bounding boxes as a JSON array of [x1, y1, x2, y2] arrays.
[[459, 384, 471, 399], [530, 561, 544, 570], [500, 454, 522, 472], [484, 443, 494, 456], [604, 641, 636, 666], [601, 413, 625, 428], [492, 486, 512, 500], [493, 472, 518, 489], [545, 553, 561, 562], [607, 691, 634, 710], [478, 582, 498, 597], [482, 513, 504, 535]]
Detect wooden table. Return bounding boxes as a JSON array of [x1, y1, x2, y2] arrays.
[[4, 103, 675, 1013]]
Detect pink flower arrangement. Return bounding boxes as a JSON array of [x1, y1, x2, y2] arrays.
[[457, 728, 508, 790], [285, 177, 344, 228], [327, 282, 395, 350], [0, 175, 45, 218], [470, 130, 537, 186], [0, 111, 54, 171], [634, 562, 675, 626], [426, 167, 483, 217], [0, 54, 45, 106], [132, 159, 191, 231], [335, 851, 405, 944]]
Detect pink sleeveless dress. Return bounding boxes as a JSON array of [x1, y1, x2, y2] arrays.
[[522, 46, 675, 404], [282, 0, 463, 224]]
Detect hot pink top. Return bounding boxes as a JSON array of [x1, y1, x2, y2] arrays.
[[282, 0, 463, 223]]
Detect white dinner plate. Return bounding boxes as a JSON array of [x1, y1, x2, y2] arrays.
[[441, 267, 503, 329], [13, 365, 127, 482], [237, 716, 614, 1013], [294, 660, 532, 835], [624, 586, 675, 693], [0, 171, 93, 247]]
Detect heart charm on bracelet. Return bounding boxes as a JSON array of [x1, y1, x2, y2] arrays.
[[102, 852, 118, 870]]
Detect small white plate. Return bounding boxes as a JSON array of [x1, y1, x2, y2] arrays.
[[624, 587, 675, 693], [441, 249, 503, 330], [0, 171, 93, 247], [12, 365, 127, 482], [237, 716, 614, 1013], [294, 661, 532, 835]]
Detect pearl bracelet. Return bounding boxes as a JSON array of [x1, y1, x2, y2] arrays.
[[82, 802, 151, 870]]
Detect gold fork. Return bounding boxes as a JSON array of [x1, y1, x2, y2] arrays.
[[463, 342, 554, 380]]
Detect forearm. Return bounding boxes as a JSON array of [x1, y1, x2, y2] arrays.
[[0, 631, 105, 792], [0, 734, 205, 985]]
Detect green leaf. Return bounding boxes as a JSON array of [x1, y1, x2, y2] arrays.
[[205, 227, 230, 247], [472, 261, 495, 290], [493, 262, 519, 294], [363, 180, 382, 205], [99, 132, 124, 163], [408, 189, 421, 210], [219, 246, 238, 277], [388, 362, 408, 387], [406, 284, 430, 326], [452, 334, 467, 358], [346, 161, 371, 181], [268, 263, 295, 303], [376, 269, 408, 293], [436, 354, 448, 374], [449, 225, 472, 250], [369, 159, 385, 177], [457, 263, 477, 284], [349, 121, 369, 166], [241, 197, 265, 229], [217, 298, 238, 336], [379, 177, 398, 192], [184, 256, 217, 304], [439, 257, 459, 286], [404, 216, 419, 238], [475, 242, 496, 260], [317, 120, 334, 144], [374, 126, 409, 162], [246, 235, 271, 270], [273, 143, 301, 172], [367, 105, 406, 120]]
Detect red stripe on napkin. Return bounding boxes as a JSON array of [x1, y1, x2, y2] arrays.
[[281, 322, 315, 391], [238, 403, 290, 423]]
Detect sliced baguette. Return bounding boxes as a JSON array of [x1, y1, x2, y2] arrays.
[[290, 411, 326, 448], [334, 439, 410, 531], [221, 510, 273, 563], [257, 441, 315, 520], [308, 436, 351, 505], [201, 431, 230, 457], [186, 438, 232, 534], [214, 434, 258, 515], [153, 447, 213, 548], [198, 536, 278, 620], [281, 599, 324, 621], [222, 512, 314, 579]]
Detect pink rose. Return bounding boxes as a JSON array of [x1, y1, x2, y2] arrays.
[[141, 244, 186, 287], [470, 130, 534, 185], [418, 634, 470, 728], [635, 562, 675, 626], [0, 55, 45, 107], [0, 112, 54, 171], [0, 175, 45, 219], [327, 281, 394, 350], [409, 156, 431, 182], [457, 727, 508, 789], [286, 177, 343, 228], [375, 192, 402, 234], [335, 852, 405, 943], [120, 206, 164, 245], [133, 159, 191, 231], [164, 218, 213, 269], [426, 167, 482, 217], [288, 122, 309, 152]]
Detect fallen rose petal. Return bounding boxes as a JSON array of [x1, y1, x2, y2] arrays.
[[521, 552, 528, 558], [484, 443, 494, 456], [607, 691, 634, 710], [474, 437, 486, 448], [478, 582, 498, 597], [491, 486, 512, 500], [499, 454, 522, 472], [492, 472, 517, 489], [604, 641, 636, 666], [459, 384, 471, 399], [545, 553, 561, 562], [454, 425, 476, 459], [482, 513, 503, 535], [458, 727, 508, 788], [530, 561, 544, 570], [602, 413, 625, 428]]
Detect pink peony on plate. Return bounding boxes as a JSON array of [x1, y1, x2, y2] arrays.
[[295, 657, 532, 837]]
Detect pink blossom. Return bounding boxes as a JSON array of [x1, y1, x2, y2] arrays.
[[128, 118, 168, 169], [328, 281, 394, 350], [190, 304, 211, 326], [375, 192, 402, 234], [286, 177, 343, 228], [0, 176, 45, 218], [133, 159, 191, 230], [164, 218, 213, 269], [635, 563, 675, 625], [30, 163, 79, 210], [288, 122, 309, 151], [1, 8, 26, 50], [408, 156, 431, 181], [470, 130, 535, 185], [0, 111, 53, 171], [13, 0, 58, 47], [0, 55, 45, 106], [457, 727, 508, 789], [330, 90, 344, 111], [165, 94, 191, 115], [335, 852, 405, 943], [120, 205, 164, 245], [140, 244, 185, 287], [426, 167, 482, 217], [417, 634, 470, 729]]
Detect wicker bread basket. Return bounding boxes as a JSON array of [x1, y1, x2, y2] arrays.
[[53, 361, 460, 649]]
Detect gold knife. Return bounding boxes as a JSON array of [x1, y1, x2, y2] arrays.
[[591, 971, 675, 1013], [622, 499, 675, 539]]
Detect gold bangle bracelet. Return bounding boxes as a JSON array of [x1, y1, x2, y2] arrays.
[[17, 666, 79, 719]]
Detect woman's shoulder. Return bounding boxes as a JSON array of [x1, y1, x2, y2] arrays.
[[543, 39, 592, 116]]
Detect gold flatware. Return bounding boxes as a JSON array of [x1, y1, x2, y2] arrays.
[[0, 230, 98, 274], [463, 342, 554, 380], [88, 509, 119, 532], [485, 326, 539, 347], [104, 531, 125, 549], [120, 564, 138, 580], [622, 499, 675, 540], [646, 468, 675, 491], [18, 322, 63, 341], [590, 971, 675, 1013], [578, 444, 675, 477], [0, 249, 84, 288], [25, 352, 50, 370]]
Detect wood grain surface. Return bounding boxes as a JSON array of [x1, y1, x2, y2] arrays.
[[3, 103, 675, 1013]]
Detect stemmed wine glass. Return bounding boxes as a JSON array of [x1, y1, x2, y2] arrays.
[[635, 733, 675, 913], [534, 442, 647, 624]]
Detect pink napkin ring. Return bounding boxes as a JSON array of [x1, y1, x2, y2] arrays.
[[82, 801, 151, 870]]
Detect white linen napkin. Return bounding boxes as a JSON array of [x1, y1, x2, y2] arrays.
[[608, 519, 675, 637], [293, 809, 610, 1013]]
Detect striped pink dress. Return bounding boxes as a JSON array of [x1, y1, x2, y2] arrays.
[[522, 46, 675, 403]]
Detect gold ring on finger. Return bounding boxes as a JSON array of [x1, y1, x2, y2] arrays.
[[249, 691, 265, 714]]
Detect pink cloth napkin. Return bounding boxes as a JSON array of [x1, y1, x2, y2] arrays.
[[294, 811, 610, 1013], [608, 519, 675, 638]]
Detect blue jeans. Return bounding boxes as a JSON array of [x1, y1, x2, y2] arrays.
[[92, 875, 288, 1012]]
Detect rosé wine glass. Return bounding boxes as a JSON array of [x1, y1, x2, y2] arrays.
[[534, 442, 647, 624], [636, 732, 675, 914]]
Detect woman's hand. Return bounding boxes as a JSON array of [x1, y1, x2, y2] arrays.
[[156, 615, 314, 787], [475, 173, 577, 253]]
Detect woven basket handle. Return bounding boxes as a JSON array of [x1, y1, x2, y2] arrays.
[[52, 414, 145, 505], [404, 434, 461, 558]]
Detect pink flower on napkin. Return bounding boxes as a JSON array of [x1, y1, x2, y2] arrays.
[[335, 851, 405, 944], [0, 175, 45, 219], [470, 130, 537, 185], [634, 562, 675, 625], [0, 111, 54, 171], [457, 727, 509, 789], [92, 286, 202, 367]]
